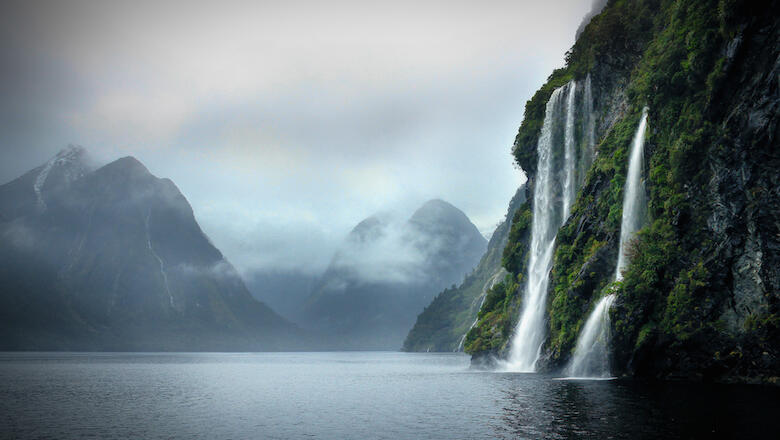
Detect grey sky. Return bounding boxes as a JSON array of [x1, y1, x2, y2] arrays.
[[0, 0, 595, 275]]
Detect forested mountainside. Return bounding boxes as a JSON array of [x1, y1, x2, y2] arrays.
[[303, 199, 486, 350], [466, 0, 779, 383], [402, 184, 526, 352], [0, 147, 303, 350]]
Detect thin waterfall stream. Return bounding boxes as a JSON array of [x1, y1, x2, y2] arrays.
[[562, 81, 577, 220], [565, 107, 649, 378]]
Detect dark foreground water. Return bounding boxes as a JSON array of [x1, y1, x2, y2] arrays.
[[1, 352, 778, 439]]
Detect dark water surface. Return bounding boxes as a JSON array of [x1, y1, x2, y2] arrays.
[[1, 352, 777, 439]]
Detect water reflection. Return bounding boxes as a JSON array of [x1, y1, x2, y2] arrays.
[[1, 353, 778, 440], [491, 373, 780, 439]]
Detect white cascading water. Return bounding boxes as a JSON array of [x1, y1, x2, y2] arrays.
[[580, 75, 596, 185], [562, 81, 577, 220], [505, 80, 590, 372], [615, 107, 649, 280], [566, 293, 616, 377], [566, 107, 649, 378]]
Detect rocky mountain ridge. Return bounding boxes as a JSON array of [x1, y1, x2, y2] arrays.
[[0, 148, 301, 350]]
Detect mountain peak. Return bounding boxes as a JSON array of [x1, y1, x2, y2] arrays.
[[347, 215, 387, 244], [53, 144, 86, 162], [420, 198, 454, 209], [111, 155, 148, 171], [408, 198, 472, 228], [96, 156, 154, 182], [0, 149, 295, 350]]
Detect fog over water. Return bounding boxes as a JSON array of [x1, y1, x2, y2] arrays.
[[0, 0, 596, 277]]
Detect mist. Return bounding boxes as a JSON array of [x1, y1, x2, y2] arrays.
[[0, 0, 593, 278]]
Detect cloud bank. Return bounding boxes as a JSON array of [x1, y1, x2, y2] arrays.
[[0, 0, 594, 276]]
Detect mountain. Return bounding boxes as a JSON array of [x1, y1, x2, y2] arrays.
[[0, 147, 301, 350], [466, 0, 779, 383], [303, 199, 487, 349], [402, 184, 527, 352]]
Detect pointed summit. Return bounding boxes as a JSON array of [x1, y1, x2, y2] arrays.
[[97, 156, 152, 180], [408, 199, 476, 232], [33, 145, 91, 210], [0, 145, 91, 219], [346, 215, 387, 244]]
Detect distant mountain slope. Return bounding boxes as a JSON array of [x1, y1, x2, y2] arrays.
[[245, 269, 317, 325], [303, 199, 486, 349], [403, 184, 527, 352], [0, 147, 301, 350]]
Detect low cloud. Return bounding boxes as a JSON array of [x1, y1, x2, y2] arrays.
[[329, 219, 430, 285], [175, 259, 239, 280], [1, 0, 593, 279]]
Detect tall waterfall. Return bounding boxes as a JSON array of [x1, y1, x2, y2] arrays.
[[615, 107, 649, 280], [566, 107, 649, 378], [505, 80, 593, 372], [562, 81, 577, 220], [579, 75, 596, 186]]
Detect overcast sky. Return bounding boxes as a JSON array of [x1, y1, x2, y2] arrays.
[[0, 0, 597, 276]]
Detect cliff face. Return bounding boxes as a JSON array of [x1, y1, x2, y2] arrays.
[[468, 0, 779, 382]]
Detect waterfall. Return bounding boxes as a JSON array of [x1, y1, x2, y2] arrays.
[[566, 293, 616, 377], [565, 107, 649, 378], [146, 209, 175, 309], [505, 80, 588, 372], [562, 81, 578, 220], [579, 74, 596, 185], [615, 107, 649, 280]]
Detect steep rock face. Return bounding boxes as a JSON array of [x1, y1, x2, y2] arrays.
[[610, 6, 779, 382], [403, 184, 527, 352], [304, 199, 486, 350], [469, 0, 779, 382], [0, 149, 299, 350]]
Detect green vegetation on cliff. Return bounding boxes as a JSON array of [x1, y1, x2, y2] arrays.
[[467, 0, 779, 382]]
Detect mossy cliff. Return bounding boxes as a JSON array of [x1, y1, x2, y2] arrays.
[[467, 0, 779, 383]]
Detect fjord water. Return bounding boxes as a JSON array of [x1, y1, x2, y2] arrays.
[[1, 352, 778, 439], [566, 108, 650, 378]]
